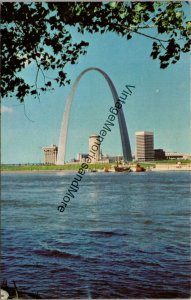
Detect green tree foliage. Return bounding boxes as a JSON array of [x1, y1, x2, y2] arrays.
[[1, 1, 190, 102]]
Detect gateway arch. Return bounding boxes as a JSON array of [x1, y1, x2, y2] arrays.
[[56, 67, 132, 165]]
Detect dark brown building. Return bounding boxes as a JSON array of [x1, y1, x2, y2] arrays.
[[154, 149, 166, 160]]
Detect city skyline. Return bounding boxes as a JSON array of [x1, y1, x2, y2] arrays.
[[1, 10, 190, 164], [42, 129, 191, 165]]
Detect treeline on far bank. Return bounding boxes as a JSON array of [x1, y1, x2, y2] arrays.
[[1, 160, 191, 172]]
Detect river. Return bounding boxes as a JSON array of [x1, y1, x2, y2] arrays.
[[1, 171, 190, 298]]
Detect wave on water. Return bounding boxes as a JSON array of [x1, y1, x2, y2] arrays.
[[34, 249, 82, 260], [87, 230, 128, 237]]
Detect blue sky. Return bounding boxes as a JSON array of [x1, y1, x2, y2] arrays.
[[1, 5, 191, 164]]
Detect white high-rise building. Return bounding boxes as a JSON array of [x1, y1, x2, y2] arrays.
[[136, 131, 154, 161]]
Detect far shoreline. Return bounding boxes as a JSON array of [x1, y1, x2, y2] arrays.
[[2, 167, 191, 174], [1, 161, 191, 173]]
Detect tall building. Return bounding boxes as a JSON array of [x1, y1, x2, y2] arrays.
[[89, 134, 101, 162], [43, 144, 58, 164], [136, 131, 154, 161]]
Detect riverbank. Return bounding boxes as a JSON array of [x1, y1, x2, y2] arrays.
[[152, 163, 191, 171], [1, 163, 191, 173], [1, 163, 112, 172]]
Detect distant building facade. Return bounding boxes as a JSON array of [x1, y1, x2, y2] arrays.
[[154, 149, 166, 160], [136, 131, 154, 161], [76, 153, 124, 164], [107, 155, 124, 163], [43, 144, 58, 164], [165, 152, 191, 160], [77, 153, 89, 163]]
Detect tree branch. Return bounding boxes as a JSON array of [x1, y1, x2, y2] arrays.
[[23, 103, 35, 123], [39, 66, 46, 84], [35, 60, 41, 102], [129, 28, 169, 43]]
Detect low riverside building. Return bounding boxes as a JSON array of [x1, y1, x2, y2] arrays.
[[77, 153, 89, 163], [165, 152, 191, 160], [76, 153, 124, 164], [103, 155, 123, 163], [43, 144, 58, 164]]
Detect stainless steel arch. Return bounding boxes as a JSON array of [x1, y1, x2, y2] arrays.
[[56, 67, 132, 165]]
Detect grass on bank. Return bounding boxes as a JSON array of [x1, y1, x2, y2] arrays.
[[1, 159, 191, 172], [1, 163, 113, 172]]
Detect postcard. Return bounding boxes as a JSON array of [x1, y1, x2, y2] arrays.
[[1, 1, 191, 299]]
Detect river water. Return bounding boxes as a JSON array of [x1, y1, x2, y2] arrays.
[[1, 171, 191, 298]]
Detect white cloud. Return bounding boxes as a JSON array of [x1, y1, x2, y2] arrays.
[[1, 106, 13, 113]]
